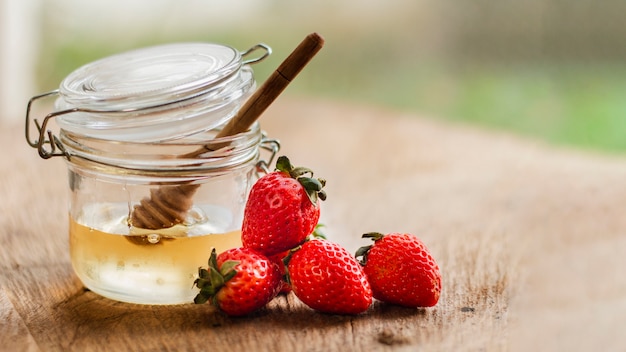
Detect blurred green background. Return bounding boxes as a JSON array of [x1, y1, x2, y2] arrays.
[[33, 0, 626, 154]]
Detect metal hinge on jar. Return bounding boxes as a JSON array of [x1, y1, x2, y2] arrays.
[[257, 135, 281, 174]]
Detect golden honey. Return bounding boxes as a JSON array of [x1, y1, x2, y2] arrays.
[[69, 203, 241, 304]]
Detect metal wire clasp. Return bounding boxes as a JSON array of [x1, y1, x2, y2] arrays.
[[256, 135, 281, 174], [242, 43, 272, 65], [25, 90, 72, 160]]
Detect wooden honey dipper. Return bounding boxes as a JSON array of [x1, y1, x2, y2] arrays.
[[130, 33, 325, 230]]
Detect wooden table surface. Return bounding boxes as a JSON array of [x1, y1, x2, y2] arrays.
[[1, 97, 625, 351]]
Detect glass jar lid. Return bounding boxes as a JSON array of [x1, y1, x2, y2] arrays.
[[53, 43, 265, 142], [59, 43, 242, 110]]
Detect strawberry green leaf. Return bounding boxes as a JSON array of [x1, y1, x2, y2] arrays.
[[305, 189, 316, 204], [201, 286, 218, 296], [194, 277, 209, 289], [194, 293, 209, 304], [221, 261, 239, 283], [197, 268, 210, 280], [220, 260, 239, 277], [291, 166, 314, 178], [299, 177, 326, 204], [299, 177, 323, 191], [208, 248, 218, 269], [311, 224, 327, 239], [275, 156, 293, 173], [356, 233, 384, 265], [209, 267, 224, 288], [273, 155, 327, 204]]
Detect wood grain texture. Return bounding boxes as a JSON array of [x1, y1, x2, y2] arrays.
[[0, 288, 39, 352], [2, 98, 625, 351]]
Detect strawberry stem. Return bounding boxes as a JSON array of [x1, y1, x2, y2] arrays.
[[362, 232, 385, 241], [355, 245, 372, 266], [355, 232, 385, 265]]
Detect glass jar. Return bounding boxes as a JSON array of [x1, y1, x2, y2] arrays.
[[25, 42, 279, 305]]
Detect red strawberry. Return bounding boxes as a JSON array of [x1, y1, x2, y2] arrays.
[[268, 250, 291, 294], [286, 239, 372, 315], [194, 247, 282, 316], [242, 156, 326, 256], [356, 232, 441, 308], [268, 225, 328, 295]]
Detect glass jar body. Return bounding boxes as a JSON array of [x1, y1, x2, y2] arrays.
[[64, 127, 264, 305], [24, 42, 275, 304]]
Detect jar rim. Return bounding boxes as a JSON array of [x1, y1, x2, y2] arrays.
[[60, 122, 264, 176]]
